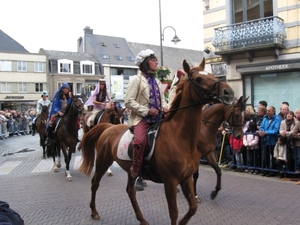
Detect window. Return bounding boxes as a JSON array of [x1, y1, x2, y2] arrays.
[[101, 54, 110, 59], [81, 61, 94, 75], [114, 44, 120, 48], [58, 59, 73, 73], [34, 62, 43, 72], [60, 63, 71, 73], [18, 83, 27, 92], [0, 61, 12, 71], [1, 82, 12, 93], [114, 55, 122, 61], [35, 83, 44, 92], [233, 0, 273, 23], [126, 56, 134, 62], [82, 64, 92, 74], [17, 61, 27, 72]]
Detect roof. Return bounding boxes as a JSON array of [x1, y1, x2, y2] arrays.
[[39, 49, 99, 62], [84, 34, 136, 66], [127, 42, 204, 70], [0, 29, 29, 53]]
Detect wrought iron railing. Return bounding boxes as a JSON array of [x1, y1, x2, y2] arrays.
[[212, 16, 286, 52]]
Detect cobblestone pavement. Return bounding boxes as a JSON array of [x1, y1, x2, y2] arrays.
[[1, 134, 300, 225]]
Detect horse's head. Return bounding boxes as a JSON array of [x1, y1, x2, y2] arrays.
[[224, 96, 249, 138], [182, 58, 234, 105], [72, 97, 85, 114]]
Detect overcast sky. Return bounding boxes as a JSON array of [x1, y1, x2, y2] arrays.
[[0, 0, 203, 54]]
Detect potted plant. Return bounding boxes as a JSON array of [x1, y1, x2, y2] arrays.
[[156, 66, 171, 81]]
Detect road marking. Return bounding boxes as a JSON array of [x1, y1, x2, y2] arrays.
[[73, 156, 82, 171], [32, 159, 53, 173], [0, 161, 22, 175]]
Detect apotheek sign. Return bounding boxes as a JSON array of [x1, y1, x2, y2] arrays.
[[236, 61, 300, 74], [5, 96, 24, 99]]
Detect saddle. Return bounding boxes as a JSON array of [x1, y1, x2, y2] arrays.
[[88, 109, 105, 127], [127, 114, 164, 183]]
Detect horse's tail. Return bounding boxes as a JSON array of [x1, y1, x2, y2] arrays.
[[78, 123, 114, 176]]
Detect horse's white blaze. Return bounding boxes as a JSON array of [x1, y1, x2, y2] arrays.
[[198, 71, 209, 75]]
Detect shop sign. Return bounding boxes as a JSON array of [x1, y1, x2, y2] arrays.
[[5, 96, 24, 99]]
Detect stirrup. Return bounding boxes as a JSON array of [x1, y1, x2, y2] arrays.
[[134, 177, 144, 191]]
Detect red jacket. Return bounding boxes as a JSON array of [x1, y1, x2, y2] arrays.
[[229, 134, 243, 151]]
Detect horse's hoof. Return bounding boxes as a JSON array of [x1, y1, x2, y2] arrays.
[[210, 191, 218, 200], [66, 176, 73, 181], [53, 167, 59, 173], [140, 221, 149, 225], [106, 172, 113, 176], [142, 181, 147, 187], [91, 213, 100, 220], [195, 196, 201, 203]]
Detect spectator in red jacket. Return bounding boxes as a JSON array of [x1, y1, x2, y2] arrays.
[[230, 134, 244, 172]]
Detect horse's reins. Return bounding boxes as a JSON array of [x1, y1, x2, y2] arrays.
[[164, 70, 222, 114]]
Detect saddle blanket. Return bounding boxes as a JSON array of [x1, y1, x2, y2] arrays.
[[117, 130, 154, 161]]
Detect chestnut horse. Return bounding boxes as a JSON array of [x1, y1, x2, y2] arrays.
[[47, 95, 85, 181], [78, 58, 235, 225], [82, 108, 116, 133], [36, 105, 50, 159], [192, 96, 248, 203]]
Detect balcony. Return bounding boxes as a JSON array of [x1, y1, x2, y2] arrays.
[[212, 16, 286, 64]]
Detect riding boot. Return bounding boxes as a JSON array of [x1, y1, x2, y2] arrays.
[[44, 126, 53, 146], [31, 123, 36, 136], [130, 146, 145, 191]]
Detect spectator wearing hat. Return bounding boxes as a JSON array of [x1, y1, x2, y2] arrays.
[[125, 49, 169, 191], [45, 83, 71, 145], [168, 69, 185, 107], [84, 79, 113, 127], [31, 90, 51, 136]]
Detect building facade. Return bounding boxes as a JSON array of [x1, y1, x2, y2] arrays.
[[203, 0, 300, 111], [0, 52, 47, 111]]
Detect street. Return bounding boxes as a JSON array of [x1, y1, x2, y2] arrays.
[[1, 133, 300, 225]]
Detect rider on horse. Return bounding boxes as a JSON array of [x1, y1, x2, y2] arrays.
[[84, 79, 113, 127], [44, 83, 76, 145], [31, 90, 51, 136], [125, 49, 169, 191]]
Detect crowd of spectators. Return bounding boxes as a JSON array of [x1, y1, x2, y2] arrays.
[[0, 108, 36, 141], [216, 100, 300, 179]]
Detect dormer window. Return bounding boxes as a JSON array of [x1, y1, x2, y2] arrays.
[[100, 42, 107, 47], [81, 60, 95, 75], [126, 56, 134, 62], [114, 55, 122, 61], [58, 59, 73, 74], [101, 54, 110, 59], [114, 44, 120, 48]]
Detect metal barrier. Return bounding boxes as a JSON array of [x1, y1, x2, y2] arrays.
[[201, 132, 299, 175]]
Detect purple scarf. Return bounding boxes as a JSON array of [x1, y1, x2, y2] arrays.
[[143, 73, 161, 123]]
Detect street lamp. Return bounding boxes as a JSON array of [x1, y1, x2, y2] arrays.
[[159, 0, 181, 67]]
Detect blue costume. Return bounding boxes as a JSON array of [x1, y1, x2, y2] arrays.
[[49, 83, 71, 119]]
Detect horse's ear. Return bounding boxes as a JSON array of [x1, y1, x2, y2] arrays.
[[244, 96, 250, 103], [182, 59, 190, 74], [199, 57, 206, 70]]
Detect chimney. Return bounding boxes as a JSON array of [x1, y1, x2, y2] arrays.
[[84, 26, 93, 35]]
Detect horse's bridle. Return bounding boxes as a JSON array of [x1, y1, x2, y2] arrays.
[[166, 71, 222, 114]]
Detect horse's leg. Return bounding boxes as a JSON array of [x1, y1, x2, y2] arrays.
[[163, 180, 180, 225], [126, 173, 149, 225], [192, 169, 201, 203], [89, 154, 113, 220], [206, 152, 222, 200], [62, 146, 72, 181], [178, 177, 198, 225]]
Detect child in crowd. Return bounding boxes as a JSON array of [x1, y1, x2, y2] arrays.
[[273, 135, 287, 178], [230, 134, 244, 172], [243, 120, 259, 174]]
